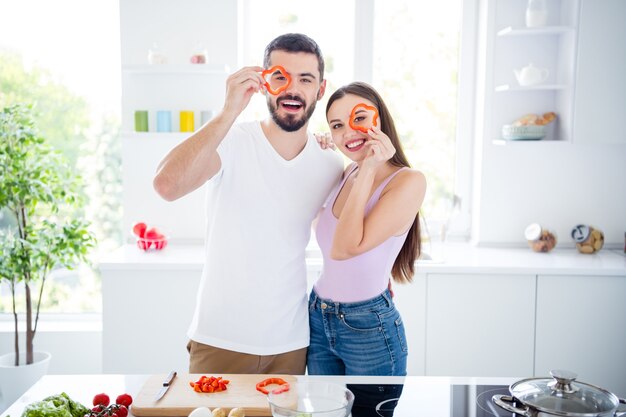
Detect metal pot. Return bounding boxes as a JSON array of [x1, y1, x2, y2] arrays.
[[492, 370, 626, 417]]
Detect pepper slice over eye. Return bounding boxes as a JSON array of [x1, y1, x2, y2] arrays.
[[255, 377, 290, 395], [261, 65, 292, 95], [349, 103, 379, 133]]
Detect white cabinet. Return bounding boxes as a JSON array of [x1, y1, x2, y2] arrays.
[[572, 0, 626, 144], [535, 274, 626, 397], [425, 273, 536, 377], [101, 265, 201, 373], [99, 243, 626, 386], [393, 273, 427, 375], [101, 246, 203, 373], [489, 0, 580, 143]]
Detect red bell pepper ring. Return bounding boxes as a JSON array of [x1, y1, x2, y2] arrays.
[[349, 103, 379, 133], [261, 65, 291, 95], [255, 377, 290, 395]]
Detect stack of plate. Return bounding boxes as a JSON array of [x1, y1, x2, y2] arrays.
[[501, 124, 546, 140]]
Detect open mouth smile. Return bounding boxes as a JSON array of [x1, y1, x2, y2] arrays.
[[345, 138, 366, 152], [279, 100, 304, 113]]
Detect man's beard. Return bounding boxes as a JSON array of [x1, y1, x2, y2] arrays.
[[268, 94, 317, 132]]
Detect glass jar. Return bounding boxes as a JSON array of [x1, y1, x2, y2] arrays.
[[190, 43, 208, 64], [148, 42, 167, 65], [571, 224, 604, 254], [525, 223, 557, 252], [526, 0, 548, 28]]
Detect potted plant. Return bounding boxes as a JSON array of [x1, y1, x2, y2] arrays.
[[0, 104, 96, 404]]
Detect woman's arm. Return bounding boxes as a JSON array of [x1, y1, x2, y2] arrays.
[[330, 168, 426, 260], [331, 126, 426, 260]]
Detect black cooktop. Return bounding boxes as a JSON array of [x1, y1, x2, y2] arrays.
[[347, 382, 513, 417]]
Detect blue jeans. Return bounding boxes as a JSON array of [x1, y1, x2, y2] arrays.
[[307, 288, 408, 376]]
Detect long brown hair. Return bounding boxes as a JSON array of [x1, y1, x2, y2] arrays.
[[326, 81, 422, 284]]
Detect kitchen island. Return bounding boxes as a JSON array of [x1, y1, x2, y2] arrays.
[[1, 374, 523, 417]]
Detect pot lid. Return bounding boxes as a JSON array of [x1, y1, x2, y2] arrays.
[[510, 370, 619, 415], [571, 224, 591, 243], [525, 223, 542, 241]]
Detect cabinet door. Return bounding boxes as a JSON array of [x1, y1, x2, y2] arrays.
[[426, 273, 536, 377], [102, 267, 201, 373], [573, 0, 626, 144], [535, 274, 626, 397], [393, 273, 427, 375]]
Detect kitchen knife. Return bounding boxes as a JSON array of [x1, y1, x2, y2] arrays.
[[154, 371, 177, 401]]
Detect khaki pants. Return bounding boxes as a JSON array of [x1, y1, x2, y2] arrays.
[[187, 340, 307, 374]]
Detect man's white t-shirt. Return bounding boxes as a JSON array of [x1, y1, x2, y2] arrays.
[[187, 121, 344, 355]]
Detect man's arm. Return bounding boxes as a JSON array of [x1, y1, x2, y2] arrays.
[[153, 66, 265, 201], [152, 111, 235, 201]]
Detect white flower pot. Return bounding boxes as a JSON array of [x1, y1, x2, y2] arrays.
[[0, 351, 51, 410]]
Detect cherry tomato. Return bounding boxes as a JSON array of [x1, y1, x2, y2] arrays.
[[93, 393, 110, 407], [115, 394, 133, 408], [115, 405, 128, 417]]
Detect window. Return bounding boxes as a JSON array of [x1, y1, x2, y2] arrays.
[[0, 0, 122, 314], [241, 0, 476, 247], [370, 0, 475, 243]]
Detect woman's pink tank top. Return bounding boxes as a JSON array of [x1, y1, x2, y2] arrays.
[[314, 165, 409, 302]]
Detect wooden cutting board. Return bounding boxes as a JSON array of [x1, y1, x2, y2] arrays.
[[131, 373, 296, 417]]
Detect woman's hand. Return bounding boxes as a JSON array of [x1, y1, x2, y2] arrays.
[[314, 132, 336, 150], [362, 125, 396, 170]]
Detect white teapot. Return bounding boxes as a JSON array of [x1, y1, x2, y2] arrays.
[[514, 63, 549, 86]]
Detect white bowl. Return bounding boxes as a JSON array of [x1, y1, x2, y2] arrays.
[[501, 124, 546, 140]]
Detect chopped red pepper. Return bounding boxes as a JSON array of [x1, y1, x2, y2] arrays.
[[189, 375, 230, 393], [349, 103, 379, 133], [261, 65, 292, 95], [255, 377, 290, 395]]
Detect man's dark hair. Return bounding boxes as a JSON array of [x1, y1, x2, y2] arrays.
[[263, 33, 325, 80]]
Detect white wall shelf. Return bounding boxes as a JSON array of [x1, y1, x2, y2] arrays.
[[495, 84, 568, 92], [492, 138, 568, 146], [497, 26, 574, 36], [121, 131, 190, 139], [488, 0, 581, 143], [121, 66, 228, 132], [122, 63, 230, 75]]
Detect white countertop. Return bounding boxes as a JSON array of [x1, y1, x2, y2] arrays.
[[99, 242, 626, 276], [1, 374, 520, 417], [99, 244, 206, 271]]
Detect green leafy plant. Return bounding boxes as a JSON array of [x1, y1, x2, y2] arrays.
[[0, 104, 96, 365]]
